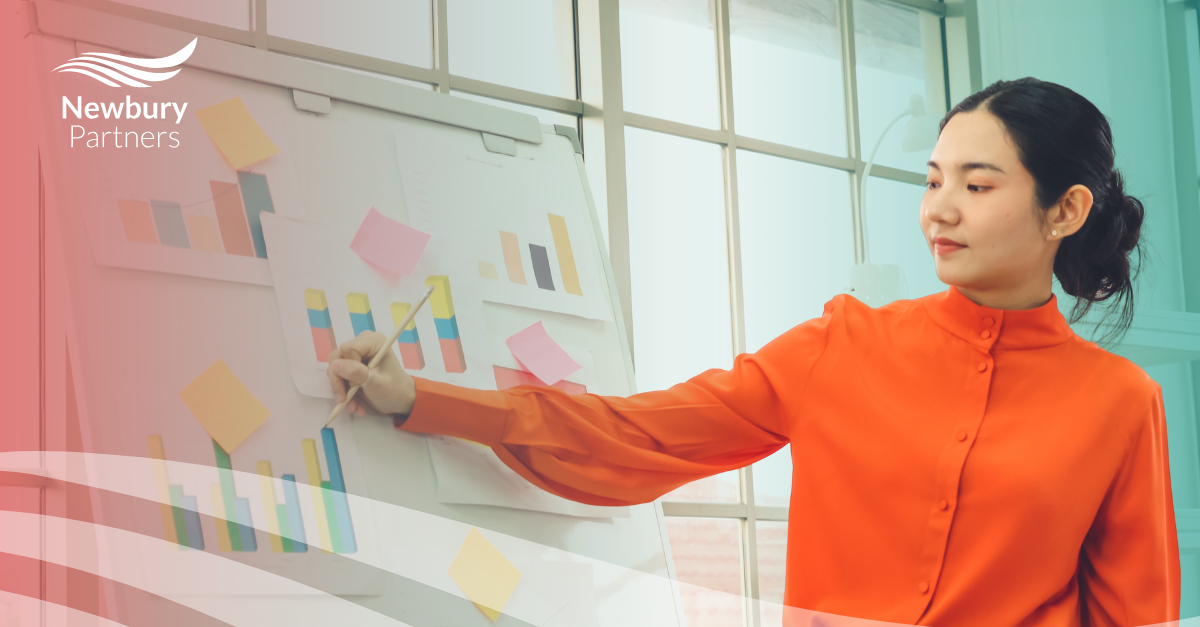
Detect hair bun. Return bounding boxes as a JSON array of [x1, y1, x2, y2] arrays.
[[1102, 170, 1143, 256]]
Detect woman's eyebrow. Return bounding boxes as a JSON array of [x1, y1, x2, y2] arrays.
[[926, 160, 1006, 174]]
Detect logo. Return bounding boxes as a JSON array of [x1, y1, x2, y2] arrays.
[[54, 38, 197, 88]]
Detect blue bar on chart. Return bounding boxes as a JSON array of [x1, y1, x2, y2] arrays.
[[181, 495, 204, 551], [150, 200, 191, 249], [346, 293, 376, 337], [529, 244, 555, 291], [321, 428, 357, 553], [237, 171, 275, 259], [282, 475, 309, 552]]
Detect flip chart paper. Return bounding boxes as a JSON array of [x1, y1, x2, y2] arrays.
[[195, 97, 280, 170], [350, 206, 431, 276], [177, 359, 271, 453], [505, 322, 581, 386], [447, 528, 522, 620]]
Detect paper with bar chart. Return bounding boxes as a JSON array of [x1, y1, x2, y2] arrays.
[[78, 105, 305, 286], [128, 367, 382, 595], [261, 212, 493, 398], [396, 126, 613, 321]]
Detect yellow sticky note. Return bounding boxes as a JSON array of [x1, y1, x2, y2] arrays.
[[178, 359, 271, 453], [195, 98, 280, 169], [447, 528, 521, 622]]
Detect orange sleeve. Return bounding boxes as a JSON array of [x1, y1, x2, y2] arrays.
[[399, 297, 842, 506], [1078, 386, 1180, 626]]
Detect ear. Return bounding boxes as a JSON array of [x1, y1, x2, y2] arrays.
[[1047, 184, 1093, 239]]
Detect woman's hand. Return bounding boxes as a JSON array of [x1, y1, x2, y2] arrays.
[[326, 331, 417, 417]]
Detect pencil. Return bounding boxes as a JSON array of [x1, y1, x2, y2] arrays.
[[325, 284, 436, 426]]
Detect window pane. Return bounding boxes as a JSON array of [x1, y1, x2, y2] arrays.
[[112, 0, 249, 29], [268, 0, 432, 68], [738, 151, 853, 353], [664, 470, 741, 503], [625, 128, 731, 393], [620, 0, 720, 129], [752, 445, 791, 507], [854, 0, 946, 173], [450, 92, 578, 127], [756, 520, 788, 627], [864, 177, 945, 298], [449, 0, 576, 98], [731, 0, 846, 156], [666, 517, 745, 627]]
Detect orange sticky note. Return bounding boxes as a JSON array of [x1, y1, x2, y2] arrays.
[[178, 359, 271, 453], [195, 98, 280, 169]]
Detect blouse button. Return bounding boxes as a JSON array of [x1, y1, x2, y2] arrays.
[[938, 499, 948, 510], [956, 430, 968, 442], [980, 330, 992, 339], [983, 317, 995, 326], [918, 581, 930, 594], [977, 362, 988, 372]]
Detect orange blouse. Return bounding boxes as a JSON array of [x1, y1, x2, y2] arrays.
[[398, 286, 1180, 626]]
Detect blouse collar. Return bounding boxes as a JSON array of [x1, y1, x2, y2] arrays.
[[921, 285, 1075, 350]]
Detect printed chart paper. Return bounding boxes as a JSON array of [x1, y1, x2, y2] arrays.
[[396, 125, 613, 321], [78, 102, 305, 286], [262, 212, 493, 398]]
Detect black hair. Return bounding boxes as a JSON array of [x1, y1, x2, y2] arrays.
[[940, 77, 1143, 346]]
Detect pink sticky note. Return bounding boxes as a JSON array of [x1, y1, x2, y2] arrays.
[[350, 207, 431, 275], [505, 321, 582, 386]]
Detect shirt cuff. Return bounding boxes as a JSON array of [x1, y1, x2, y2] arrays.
[[395, 377, 510, 447]]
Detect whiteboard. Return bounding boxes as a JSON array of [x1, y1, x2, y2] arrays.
[[28, 3, 685, 626]]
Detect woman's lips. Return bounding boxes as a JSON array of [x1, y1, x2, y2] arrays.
[[933, 239, 965, 255]]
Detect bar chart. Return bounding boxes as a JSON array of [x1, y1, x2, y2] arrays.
[[117, 172, 276, 259], [426, 275, 466, 374], [484, 214, 584, 297], [148, 430, 358, 555]]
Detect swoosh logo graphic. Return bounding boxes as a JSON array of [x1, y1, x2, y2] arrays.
[[53, 38, 197, 88]]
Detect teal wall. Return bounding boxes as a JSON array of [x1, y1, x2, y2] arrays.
[[975, 0, 1200, 616]]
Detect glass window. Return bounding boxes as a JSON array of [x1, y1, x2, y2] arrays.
[[737, 150, 853, 353], [450, 92, 578, 127], [268, 0, 433, 68], [112, 0, 250, 29], [863, 177, 945, 299], [448, 0, 576, 98], [666, 517, 745, 627], [664, 470, 741, 503], [730, 0, 846, 156], [756, 520, 788, 627], [620, 0, 721, 129], [625, 128, 732, 393], [752, 446, 791, 508], [853, 0, 946, 173]]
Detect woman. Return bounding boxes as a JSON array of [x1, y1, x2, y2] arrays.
[[328, 78, 1179, 625]]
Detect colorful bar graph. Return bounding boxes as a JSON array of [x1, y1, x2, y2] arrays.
[[306, 289, 337, 363], [119, 200, 159, 245], [426, 276, 466, 373], [346, 293, 376, 337], [391, 302, 425, 370], [302, 431, 357, 553], [529, 244, 555, 291], [237, 171, 275, 259], [548, 214, 583, 296], [493, 365, 587, 395], [150, 200, 191, 249], [211, 180, 255, 257], [214, 440, 257, 552], [185, 215, 224, 253], [499, 231, 527, 285]]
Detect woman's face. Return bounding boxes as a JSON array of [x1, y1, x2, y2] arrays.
[[921, 109, 1057, 297]]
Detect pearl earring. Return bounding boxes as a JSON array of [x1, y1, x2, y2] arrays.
[[1052, 230, 1058, 236]]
